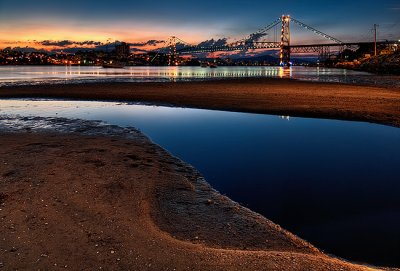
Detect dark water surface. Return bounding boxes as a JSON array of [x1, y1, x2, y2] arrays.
[[1, 100, 399, 267]]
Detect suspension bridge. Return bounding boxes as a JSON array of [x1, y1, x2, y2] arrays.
[[152, 15, 397, 66]]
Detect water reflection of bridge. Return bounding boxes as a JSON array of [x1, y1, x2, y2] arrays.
[[153, 15, 398, 66]]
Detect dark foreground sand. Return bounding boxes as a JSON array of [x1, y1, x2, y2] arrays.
[[1, 78, 400, 127], [0, 130, 398, 271]]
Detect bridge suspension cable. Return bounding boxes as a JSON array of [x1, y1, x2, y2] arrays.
[[153, 18, 283, 57], [173, 36, 195, 47], [151, 36, 179, 63], [229, 17, 281, 46], [290, 17, 343, 44]]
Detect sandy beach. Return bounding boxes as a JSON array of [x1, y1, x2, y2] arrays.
[[1, 78, 400, 270], [1, 78, 400, 127]]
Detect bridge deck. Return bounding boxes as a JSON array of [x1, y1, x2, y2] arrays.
[[174, 40, 396, 55]]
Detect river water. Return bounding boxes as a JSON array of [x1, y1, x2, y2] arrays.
[[0, 99, 399, 267], [0, 65, 399, 88]]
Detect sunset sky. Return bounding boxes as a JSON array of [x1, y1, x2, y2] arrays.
[[1, 0, 399, 51]]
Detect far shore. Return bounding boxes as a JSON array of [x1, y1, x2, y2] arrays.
[[1, 77, 399, 127]]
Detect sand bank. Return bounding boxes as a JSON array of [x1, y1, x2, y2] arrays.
[[1, 78, 399, 127]]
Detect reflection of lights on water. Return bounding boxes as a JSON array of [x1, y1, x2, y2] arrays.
[[278, 67, 292, 78], [4, 67, 396, 88], [279, 68, 283, 78], [280, 116, 290, 121]]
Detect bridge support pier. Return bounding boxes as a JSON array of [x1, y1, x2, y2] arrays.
[[318, 46, 331, 61], [280, 15, 291, 66]]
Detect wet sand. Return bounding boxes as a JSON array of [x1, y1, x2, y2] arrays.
[[1, 130, 397, 271], [1, 78, 400, 127]]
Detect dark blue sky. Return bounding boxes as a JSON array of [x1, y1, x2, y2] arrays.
[[0, 0, 399, 47]]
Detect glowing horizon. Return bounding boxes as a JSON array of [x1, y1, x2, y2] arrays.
[[1, 0, 399, 52]]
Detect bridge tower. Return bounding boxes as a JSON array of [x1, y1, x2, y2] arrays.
[[168, 36, 178, 66], [280, 15, 291, 66]]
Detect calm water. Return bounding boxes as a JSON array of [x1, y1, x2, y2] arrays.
[[0, 66, 400, 88], [1, 99, 399, 267]]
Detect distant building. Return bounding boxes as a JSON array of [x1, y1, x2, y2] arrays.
[[115, 42, 130, 58]]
